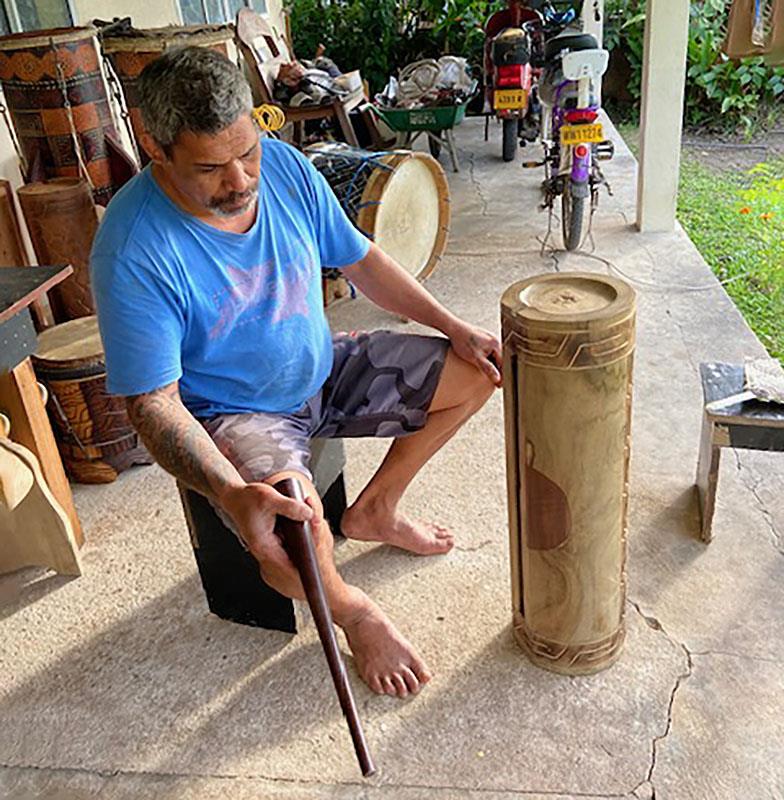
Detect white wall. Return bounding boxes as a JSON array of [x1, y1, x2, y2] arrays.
[[73, 0, 182, 28]]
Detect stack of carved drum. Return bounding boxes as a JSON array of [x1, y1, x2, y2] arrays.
[[501, 272, 636, 675], [0, 25, 152, 483]]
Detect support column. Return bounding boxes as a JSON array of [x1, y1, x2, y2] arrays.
[[636, 0, 690, 232]]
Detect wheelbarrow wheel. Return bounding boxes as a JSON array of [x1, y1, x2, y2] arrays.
[[428, 132, 442, 160]]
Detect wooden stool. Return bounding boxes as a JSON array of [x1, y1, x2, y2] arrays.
[[179, 438, 348, 633], [695, 362, 784, 542]]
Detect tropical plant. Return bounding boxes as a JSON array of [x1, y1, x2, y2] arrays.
[[604, 0, 784, 132]]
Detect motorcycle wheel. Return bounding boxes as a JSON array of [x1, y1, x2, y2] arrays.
[[561, 185, 588, 251], [428, 132, 442, 160], [502, 118, 517, 162]]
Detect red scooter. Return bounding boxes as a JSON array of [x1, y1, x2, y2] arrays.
[[484, 0, 540, 161]]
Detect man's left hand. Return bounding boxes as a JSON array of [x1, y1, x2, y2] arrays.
[[447, 320, 503, 387]]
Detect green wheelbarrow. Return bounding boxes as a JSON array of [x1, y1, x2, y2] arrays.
[[368, 99, 472, 173]]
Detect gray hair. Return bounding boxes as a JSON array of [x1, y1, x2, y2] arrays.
[[137, 46, 253, 149]]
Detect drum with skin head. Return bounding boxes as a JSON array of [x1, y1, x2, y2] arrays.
[[501, 272, 636, 675], [305, 143, 450, 285], [32, 316, 152, 484]]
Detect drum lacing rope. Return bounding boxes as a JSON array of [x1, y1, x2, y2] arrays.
[[101, 52, 142, 165], [50, 37, 96, 192], [0, 97, 28, 179], [329, 151, 394, 233]]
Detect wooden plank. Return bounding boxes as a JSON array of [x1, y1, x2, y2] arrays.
[[0, 265, 72, 326], [0, 358, 83, 546], [695, 412, 721, 543]]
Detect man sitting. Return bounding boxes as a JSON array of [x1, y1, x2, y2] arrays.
[[91, 47, 500, 699]]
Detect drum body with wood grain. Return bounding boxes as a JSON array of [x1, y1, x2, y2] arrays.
[[18, 178, 98, 321], [305, 143, 450, 286], [501, 273, 636, 675], [0, 27, 121, 205], [101, 25, 233, 164], [32, 316, 152, 484]]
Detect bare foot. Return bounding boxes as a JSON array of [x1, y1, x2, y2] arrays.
[[338, 595, 432, 698], [342, 502, 454, 556]]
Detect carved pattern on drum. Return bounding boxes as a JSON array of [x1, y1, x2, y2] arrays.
[[0, 29, 121, 204], [502, 311, 636, 370], [513, 617, 626, 670]]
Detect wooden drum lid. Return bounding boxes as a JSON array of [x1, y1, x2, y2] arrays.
[[501, 273, 636, 675]]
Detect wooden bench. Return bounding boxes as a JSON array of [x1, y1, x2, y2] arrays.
[[695, 361, 784, 542]]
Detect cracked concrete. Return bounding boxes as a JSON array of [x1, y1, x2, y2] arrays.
[[2, 117, 783, 799]]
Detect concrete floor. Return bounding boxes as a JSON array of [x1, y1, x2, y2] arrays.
[[1, 118, 783, 800]]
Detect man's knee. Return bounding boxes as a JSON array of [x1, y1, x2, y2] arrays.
[[436, 348, 495, 411], [264, 469, 330, 540]]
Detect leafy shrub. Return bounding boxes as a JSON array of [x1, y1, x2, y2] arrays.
[[287, 0, 490, 94], [604, 0, 784, 132]]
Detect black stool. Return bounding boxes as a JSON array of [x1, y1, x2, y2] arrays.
[[179, 439, 347, 633]]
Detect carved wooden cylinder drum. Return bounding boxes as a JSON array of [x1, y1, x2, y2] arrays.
[[501, 273, 635, 675], [32, 316, 152, 484], [101, 25, 233, 165], [18, 177, 99, 322], [0, 27, 121, 205]]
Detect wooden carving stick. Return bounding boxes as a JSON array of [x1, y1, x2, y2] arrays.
[[273, 477, 376, 778]]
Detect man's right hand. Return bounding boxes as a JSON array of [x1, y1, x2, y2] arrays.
[[219, 482, 322, 597]]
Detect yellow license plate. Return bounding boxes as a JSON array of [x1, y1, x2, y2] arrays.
[[560, 123, 604, 145], [494, 89, 528, 110]]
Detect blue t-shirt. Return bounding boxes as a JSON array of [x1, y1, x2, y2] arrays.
[[90, 138, 370, 417]]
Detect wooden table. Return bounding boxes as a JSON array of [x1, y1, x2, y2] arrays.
[[0, 265, 83, 545], [696, 361, 784, 543]]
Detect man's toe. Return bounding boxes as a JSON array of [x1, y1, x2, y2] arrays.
[[401, 666, 421, 694], [391, 674, 409, 697]]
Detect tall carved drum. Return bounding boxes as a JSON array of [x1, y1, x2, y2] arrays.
[[18, 178, 99, 321], [101, 25, 234, 164], [501, 273, 636, 675], [0, 27, 122, 205]]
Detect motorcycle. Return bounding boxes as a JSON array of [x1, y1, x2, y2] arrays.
[[484, 1, 540, 162], [523, 1, 615, 250]]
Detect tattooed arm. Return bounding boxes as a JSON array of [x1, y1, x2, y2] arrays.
[[340, 242, 503, 385], [126, 382, 317, 591], [126, 381, 243, 502]]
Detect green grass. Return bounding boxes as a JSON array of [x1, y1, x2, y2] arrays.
[[615, 124, 783, 362], [677, 157, 784, 361]]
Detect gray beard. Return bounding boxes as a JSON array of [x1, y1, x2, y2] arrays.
[[208, 188, 259, 218]]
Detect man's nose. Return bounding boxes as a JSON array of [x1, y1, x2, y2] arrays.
[[223, 159, 250, 193]]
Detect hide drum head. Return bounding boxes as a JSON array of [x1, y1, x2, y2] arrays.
[[34, 315, 103, 368], [373, 155, 443, 280]]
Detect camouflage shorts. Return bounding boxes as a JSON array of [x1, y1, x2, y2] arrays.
[[201, 330, 450, 484]]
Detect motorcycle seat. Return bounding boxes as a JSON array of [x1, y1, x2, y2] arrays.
[[544, 31, 599, 62]]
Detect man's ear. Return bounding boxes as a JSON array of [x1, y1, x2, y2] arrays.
[[138, 130, 169, 165]]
